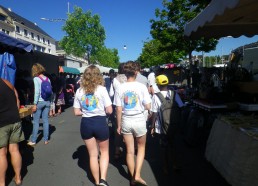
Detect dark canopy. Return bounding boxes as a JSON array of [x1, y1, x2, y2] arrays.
[[184, 0, 258, 39], [0, 32, 33, 53]]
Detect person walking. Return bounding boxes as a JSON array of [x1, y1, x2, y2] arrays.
[[73, 65, 112, 186], [147, 68, 160, 95], [150, 74, 185, 174], [109, 63, 127, 160], [114, 61, 151, 186], [0, 78, 24, 186], [27, 63, 51, 146]]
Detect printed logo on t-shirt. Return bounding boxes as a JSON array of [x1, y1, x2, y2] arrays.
[[81, 94, 98, 111], [123, 91, 138, 109]]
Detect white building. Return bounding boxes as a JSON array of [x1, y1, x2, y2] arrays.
[[0, 5, 56, 55], [55, 41, 88, 68]]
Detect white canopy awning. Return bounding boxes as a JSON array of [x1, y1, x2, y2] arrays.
[[184, 0, 258, 39], [78, 65, 117, 74]]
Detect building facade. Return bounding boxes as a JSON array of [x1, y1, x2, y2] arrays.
[[0, 5, 56, 55]]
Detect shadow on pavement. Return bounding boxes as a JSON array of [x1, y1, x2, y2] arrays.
[[144, 131, 231, 186], [72, 145, 95, 185], [108, 126, 130, 182]]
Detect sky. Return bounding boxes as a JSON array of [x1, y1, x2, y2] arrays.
[[1, 0, 258, 63]]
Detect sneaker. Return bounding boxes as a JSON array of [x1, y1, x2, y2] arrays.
[[27, 141, 36, 146], [99, 179, 109, 186]]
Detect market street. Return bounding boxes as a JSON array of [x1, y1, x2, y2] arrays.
[[6, 106, 230, 186]]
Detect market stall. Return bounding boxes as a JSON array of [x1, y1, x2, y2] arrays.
[[0, 32, 34, 119], [183, 0, 258, 185], [206, 116, 258, 186], [19, 106, 33, 119]]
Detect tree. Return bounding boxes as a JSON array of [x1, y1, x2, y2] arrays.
[[91, 47, 120, 68], [59, 6, 106, 60], [140, 0, 218, 66], [138, 39, 184, 68]]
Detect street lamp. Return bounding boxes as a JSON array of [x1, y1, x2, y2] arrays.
[[40, 2, 70, 22], [40, 18, 66, 22]]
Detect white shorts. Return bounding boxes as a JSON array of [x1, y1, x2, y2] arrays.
[[121, 114, 147, 137]]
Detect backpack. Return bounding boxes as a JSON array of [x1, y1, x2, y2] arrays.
[[156, 90, 177, 135], [38, 76, 53, 100]]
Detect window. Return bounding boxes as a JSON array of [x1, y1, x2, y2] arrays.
[[48, 49, 51, 53], [24, 29, 28, 36], [43, 37, 45, 43], [31, 32, 34, 39], [47, 40, 50, 45], [2, 29, 5, 32], [36, 45, 41, 51], [0, 14, 6, 21], [6, 30, 9, 35], [16, 26, 20, 33], [37, 35, 40, 41]]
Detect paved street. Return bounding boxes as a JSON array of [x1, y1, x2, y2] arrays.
[[6, 106, 230, 186]]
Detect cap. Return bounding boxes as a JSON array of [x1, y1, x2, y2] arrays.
[[156, 74, 169, 85]]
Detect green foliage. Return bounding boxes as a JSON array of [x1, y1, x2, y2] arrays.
[[91, 47, 120, 68], [59, 6, 106, 58], [138, 39, 184, 68], [139, 0, 217, 66]]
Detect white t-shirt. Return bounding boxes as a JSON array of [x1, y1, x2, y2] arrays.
[[73, 85, 112, 117], [147, 72, 160, 93], [151, 90, 184, 134], [114, 81, 151, 116], [109, 75, 127, 98]]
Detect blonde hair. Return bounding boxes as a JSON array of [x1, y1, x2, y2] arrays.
[[31, 63, 46, 77], [81, 65, 104, 94]]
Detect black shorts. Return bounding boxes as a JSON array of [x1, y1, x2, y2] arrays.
[[80, 116, 109, 141]]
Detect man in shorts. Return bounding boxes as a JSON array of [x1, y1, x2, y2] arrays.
[[0, 78, 25, 186]]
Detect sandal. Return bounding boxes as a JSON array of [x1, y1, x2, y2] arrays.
[[133, 180, 147, 186], [44, 141, 50, 145], [13, 179, 22, 186]]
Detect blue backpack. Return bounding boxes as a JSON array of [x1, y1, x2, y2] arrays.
[[38, 76, 52, 100]]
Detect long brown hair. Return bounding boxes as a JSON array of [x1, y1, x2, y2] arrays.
[[81, 65, 104, 94], [31, 63, 46, 77]]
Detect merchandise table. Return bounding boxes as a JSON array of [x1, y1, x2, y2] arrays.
[[19, 106, 33, 118], [205, 116, 258, 186]]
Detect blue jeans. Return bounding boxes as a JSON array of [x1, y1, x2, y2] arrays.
[[31, 101, 50, 143]]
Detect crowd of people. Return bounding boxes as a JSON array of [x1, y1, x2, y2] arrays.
[[0, 61, 185, 186]]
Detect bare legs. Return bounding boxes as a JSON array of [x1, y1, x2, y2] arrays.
[[123, 134, 147, 185], [9, 144, 22, 185], [0, 144, 22, 186], [0, 147, 8, 186], [84, 137, 109, 185]]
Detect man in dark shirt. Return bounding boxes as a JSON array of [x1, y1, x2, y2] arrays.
[[0, 78, 24, 186]]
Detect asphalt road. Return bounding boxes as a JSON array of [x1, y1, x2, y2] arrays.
[[6, 106, 230, 186]]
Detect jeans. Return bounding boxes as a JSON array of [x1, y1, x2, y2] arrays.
[[31, 101, 50, 143]]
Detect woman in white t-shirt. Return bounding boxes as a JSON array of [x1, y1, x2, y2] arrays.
[[73, 65, 112, 186], [114, 61, 151, 186]]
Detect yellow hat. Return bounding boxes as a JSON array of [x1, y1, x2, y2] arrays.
[[156, 74, 169, 85]]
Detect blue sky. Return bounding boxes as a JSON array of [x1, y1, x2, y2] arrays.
[[1, 0, 258, 63]]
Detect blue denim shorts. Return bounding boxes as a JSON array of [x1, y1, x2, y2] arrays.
[[80, 116, 109, 141]]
